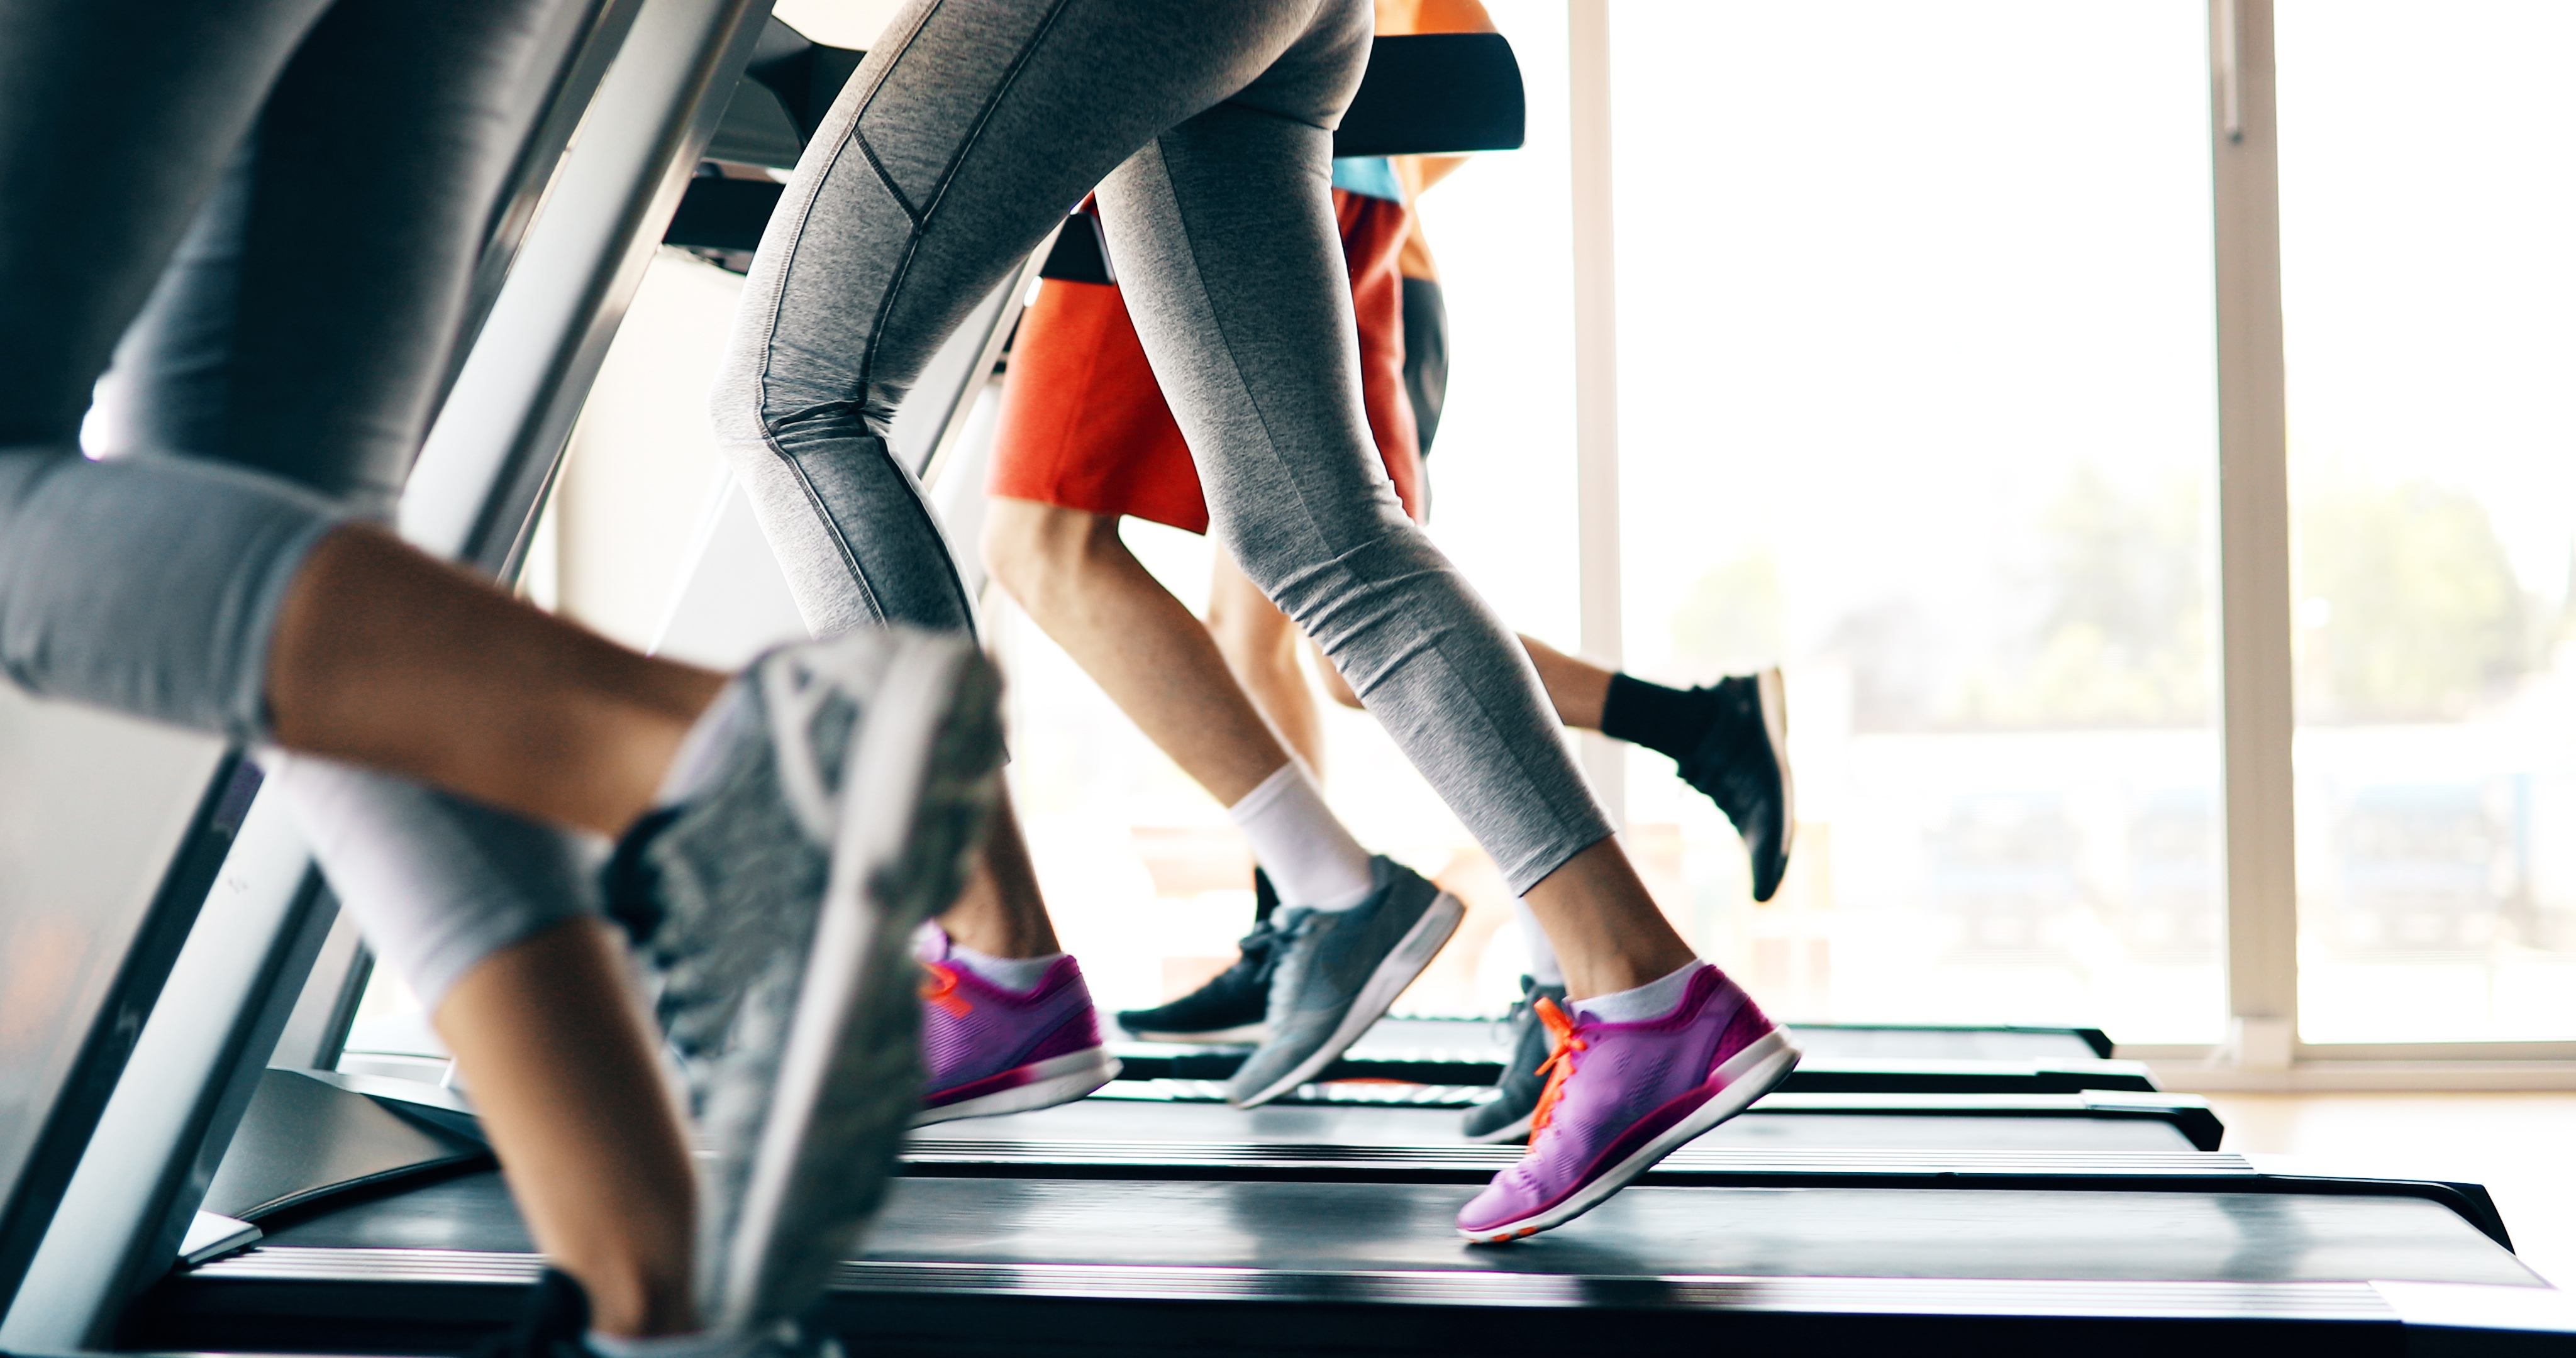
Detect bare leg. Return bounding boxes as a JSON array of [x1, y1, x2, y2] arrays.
[[1207, 558, 1682, 999], [1205, 550, 1326, 775], [1519, 840, 1697, 1000], [264, 524, 724, 836], [982, 498, 1291, 805], [1518, 635, 1613, 732], [433, 919, 696, 1337], [1230, 570, 1613, 739], [938, 787, 1062, 958]]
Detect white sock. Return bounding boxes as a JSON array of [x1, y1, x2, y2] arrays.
[[586, 1330, 758, 1358], [946, 940, 1062, 992], [1228, 763, 1377, 911], [1514, 898, 1565, 988], [265, 751, 601, 1014], [1574, 960, 1704, 1025]]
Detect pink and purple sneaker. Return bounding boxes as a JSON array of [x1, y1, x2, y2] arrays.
[[1455, 963, 1799, 1243], [916, 937, 1120, 1126]]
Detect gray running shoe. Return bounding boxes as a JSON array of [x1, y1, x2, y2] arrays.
[[604, 628, 1004, 1332], [1460, 974, 1568, 1142], [1224, 856, 1464, 1108]]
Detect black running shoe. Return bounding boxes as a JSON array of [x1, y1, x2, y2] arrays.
[[475, 1269, 846, 1358], [1675, 667, 1795, 902], [1116, 914, 1282, 1044], [1460, 975, 1568, 1142], [472, 1269, 594, 1358]]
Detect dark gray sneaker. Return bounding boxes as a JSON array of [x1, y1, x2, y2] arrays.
[[1223, 856, 1464, 1108], [1675, 668, 1794, 902], [1460, 974, 1568, 1142], [604, 629, 1004, 1331]]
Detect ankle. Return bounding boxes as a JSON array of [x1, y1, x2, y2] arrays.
[[1570, 959, 1703, 1022], [574, 1265, 696, 1339], [945, 939, 1065, 991], [936, 863, 1062, 958]]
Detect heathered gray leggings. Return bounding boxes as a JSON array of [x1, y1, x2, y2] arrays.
[[0, 0, 597, 1008], [716, 0, 1611, 891]]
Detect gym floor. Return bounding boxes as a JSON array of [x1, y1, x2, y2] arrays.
[[2204, 1093, 2576, 1286]]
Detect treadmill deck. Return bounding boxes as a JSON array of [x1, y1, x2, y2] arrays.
[[218, 1169, 2540, 1288]]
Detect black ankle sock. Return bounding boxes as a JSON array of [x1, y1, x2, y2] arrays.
[[1599, 673, 1722, 763], [600, 806, 683, 945]]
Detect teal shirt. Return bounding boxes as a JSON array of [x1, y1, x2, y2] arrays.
[[1329, 156, 1405, 204]]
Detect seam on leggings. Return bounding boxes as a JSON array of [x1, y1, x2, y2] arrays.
[[886, 430, 982, 640], [850, 134, 923, 226], [768, 428, 889, 627], [743, 0, 941, 463], [745, 0, 1068, 638], [1398, 646, 1607, 892], [845, 0, 1078, 404], [1146, 146, 1606, 864]]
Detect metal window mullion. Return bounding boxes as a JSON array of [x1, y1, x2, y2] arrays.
[[2208, 0, 2299, 1066], [1567, 0, 1624, 825]]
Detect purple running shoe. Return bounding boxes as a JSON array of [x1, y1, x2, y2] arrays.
[[1455, 964, 1799, 1243], [915, 933, 1119, 1125]]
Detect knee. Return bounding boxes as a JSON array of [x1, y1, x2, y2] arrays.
[[981, 497, 1119, 614]]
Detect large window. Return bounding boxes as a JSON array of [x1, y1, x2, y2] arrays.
[[1607, 1, 2225, 1042], [2276, 1, 2576, 1043], [331, 0, 2576, 1073]]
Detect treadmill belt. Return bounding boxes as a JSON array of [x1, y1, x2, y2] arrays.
[[910, 1095, 2202, 1152], [223, 1168, 2537, 1287], [872, 1178, 2536, 1286], [150, 1164, 2555, 1357]]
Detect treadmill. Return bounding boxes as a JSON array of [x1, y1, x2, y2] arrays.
[[4, 5, 2573, 1355]]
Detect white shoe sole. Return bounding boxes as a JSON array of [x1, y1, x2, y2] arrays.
[[1123, 1023, 1267, 1045], [1231, 890, 1465, 1109], [718, 636, 1000, 1328], [1463, 1108, 1535, 1144], [913, 1048, 1123, 1126], [1457, 1029, 1802, 1243]]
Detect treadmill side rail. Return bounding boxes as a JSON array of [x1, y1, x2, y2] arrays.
[[0, 786, 325, 1352]]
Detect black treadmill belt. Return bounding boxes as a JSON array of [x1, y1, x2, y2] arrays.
[[880, 1178, 2538, 1286], [233, 1170, 2536, 1288], [1335, 1018, 2116, 1061], [910, 1095, 2202, 1152]]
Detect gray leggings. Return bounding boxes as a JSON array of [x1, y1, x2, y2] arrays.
[[0, 0, 596, 1008], [717, 0, 1610, 892]]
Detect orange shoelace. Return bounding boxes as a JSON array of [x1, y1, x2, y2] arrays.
[[1526, 996, 1588, 1139], [919, 961, 972, 1017]]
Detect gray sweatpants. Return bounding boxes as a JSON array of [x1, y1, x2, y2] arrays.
[[0, 0, 597, 1009], [715, 0, 1611, 892]]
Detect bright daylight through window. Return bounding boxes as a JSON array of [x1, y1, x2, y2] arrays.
[[2276, 1, 2576, 1044], [1609, 2, 2224, 1042], [330, 0, 2576, 1063]]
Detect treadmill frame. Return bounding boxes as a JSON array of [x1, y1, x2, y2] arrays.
[[0, 0, 774, 1344]]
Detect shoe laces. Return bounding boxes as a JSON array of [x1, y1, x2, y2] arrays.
[[1526, 996, 1588, 1140], [1496, 974, 1543, 1039], [919, 961, 972, 1017], [758, 644, 882, 844], [1232, 917, 1291, 986]]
